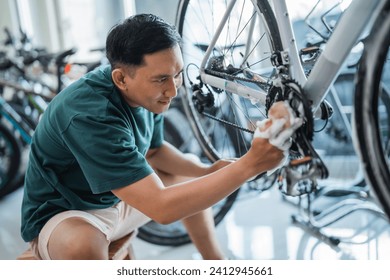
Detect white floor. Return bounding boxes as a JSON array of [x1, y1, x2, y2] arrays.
[[1, 179, 390, 260]]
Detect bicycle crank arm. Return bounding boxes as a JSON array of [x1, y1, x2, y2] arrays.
[[277, 156, 328, 196]]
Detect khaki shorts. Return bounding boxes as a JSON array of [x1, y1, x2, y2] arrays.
[[30, 201, 151, 259]]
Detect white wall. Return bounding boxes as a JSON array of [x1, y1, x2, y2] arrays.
[[0, 0, 177, 55], [0, 0, 19, 43], [134, 0, 179, 25]]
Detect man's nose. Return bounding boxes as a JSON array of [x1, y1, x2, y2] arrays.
[[164, 78, 179, 97]]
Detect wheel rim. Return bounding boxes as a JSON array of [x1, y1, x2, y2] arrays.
[[354, 8, 390, 218], [178, 0, 281, 161]]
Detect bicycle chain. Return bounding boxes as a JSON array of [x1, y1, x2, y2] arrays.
[[204, 69, 271, 91], [268, 79, 329, 196], [200, 110, 255, 134], [196, 68, 271, 133], [194, 74, 330, 196]]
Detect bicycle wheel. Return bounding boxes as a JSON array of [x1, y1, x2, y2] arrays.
[[139, 0, 282, 247], [0, 123, 22, 199], [177, 0, 282, 162], [138, 190, 239, 246], [354, 2, 390, 219], [137, 103, 240, 246], [313, 72, 365, 187]]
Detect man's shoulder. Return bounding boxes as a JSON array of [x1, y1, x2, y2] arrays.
[[52, 65, 116, 110]]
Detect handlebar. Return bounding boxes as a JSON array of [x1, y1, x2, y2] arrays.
[[55, 48, 77, 66]]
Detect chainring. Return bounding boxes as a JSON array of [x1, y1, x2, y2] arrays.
[[266, 79, 314, 157]]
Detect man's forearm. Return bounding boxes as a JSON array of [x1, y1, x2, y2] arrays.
[[147, 141, 209, 177]]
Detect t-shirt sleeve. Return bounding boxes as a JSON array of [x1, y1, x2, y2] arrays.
[[61, 113, 154, 194]]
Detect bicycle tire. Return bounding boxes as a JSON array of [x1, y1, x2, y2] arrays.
[[177, 0, 280, 200], [0, 122, 22, 199], [177, 0, 282, 162], [138, 189, 239, 246], [354, 1, 390, 220], [8, 101, 39, 129], [137, 105, 240, 246], [139, 0, 282, 247], [312, 72, 368, 187]]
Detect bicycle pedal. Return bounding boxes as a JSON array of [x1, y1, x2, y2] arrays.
[[300, 46, 320, 55], [289, 156, 313, 166], [277, 156, 325, 196]]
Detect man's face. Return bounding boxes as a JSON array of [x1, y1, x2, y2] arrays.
[[121, 44, 184, 114]]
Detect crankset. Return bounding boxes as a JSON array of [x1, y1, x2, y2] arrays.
[[266, 79, 329, 196], [188, 54, 330, 196]]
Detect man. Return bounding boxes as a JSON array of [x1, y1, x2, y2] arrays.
[[21, 14, 295, 260]]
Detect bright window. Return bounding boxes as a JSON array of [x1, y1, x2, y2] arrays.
[[57, 0, 136, 61]]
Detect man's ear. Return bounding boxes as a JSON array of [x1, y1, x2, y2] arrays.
[[112, 68, 127, 91]]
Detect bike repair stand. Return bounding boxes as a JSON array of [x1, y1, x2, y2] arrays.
[[288, 180, 387, 248]]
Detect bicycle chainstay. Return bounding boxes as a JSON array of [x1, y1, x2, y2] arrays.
[[190, 61, 329, 196], [267, 79, 329, 196], [191, 56, 271, 134]]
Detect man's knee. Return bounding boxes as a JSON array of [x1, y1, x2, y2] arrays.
[[47, 218, 109, 259]]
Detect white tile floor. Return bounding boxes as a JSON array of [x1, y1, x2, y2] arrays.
[[1, 179, 390, 260]]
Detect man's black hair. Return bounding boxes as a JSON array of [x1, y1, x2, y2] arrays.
[[106, 14, 182, 69]]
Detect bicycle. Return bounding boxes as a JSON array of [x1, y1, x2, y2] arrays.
[[0, 34, 79, 199], [138, 0, 390, 246], [0, 77, 44, 199]]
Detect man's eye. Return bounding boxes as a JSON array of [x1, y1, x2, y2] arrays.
[[155, 77, 167, 83]]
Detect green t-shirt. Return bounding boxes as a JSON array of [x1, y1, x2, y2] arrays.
[[21, 65, 164, 242]]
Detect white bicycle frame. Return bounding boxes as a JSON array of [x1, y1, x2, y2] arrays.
[[198, 0, 386, 117]]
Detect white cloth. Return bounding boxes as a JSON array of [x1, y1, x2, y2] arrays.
[[253, 101, 303, 174]]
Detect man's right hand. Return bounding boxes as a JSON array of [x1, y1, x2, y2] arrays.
[[247, 136, 286, 176], [245, 101, 302, 177]]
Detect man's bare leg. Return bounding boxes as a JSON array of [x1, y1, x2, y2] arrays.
[[47, 218, 109, 259], [156, 170, 225, 260], [181, 208, 225, 259]]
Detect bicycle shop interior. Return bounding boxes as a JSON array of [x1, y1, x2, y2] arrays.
[[1, 0, 389, 260]]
